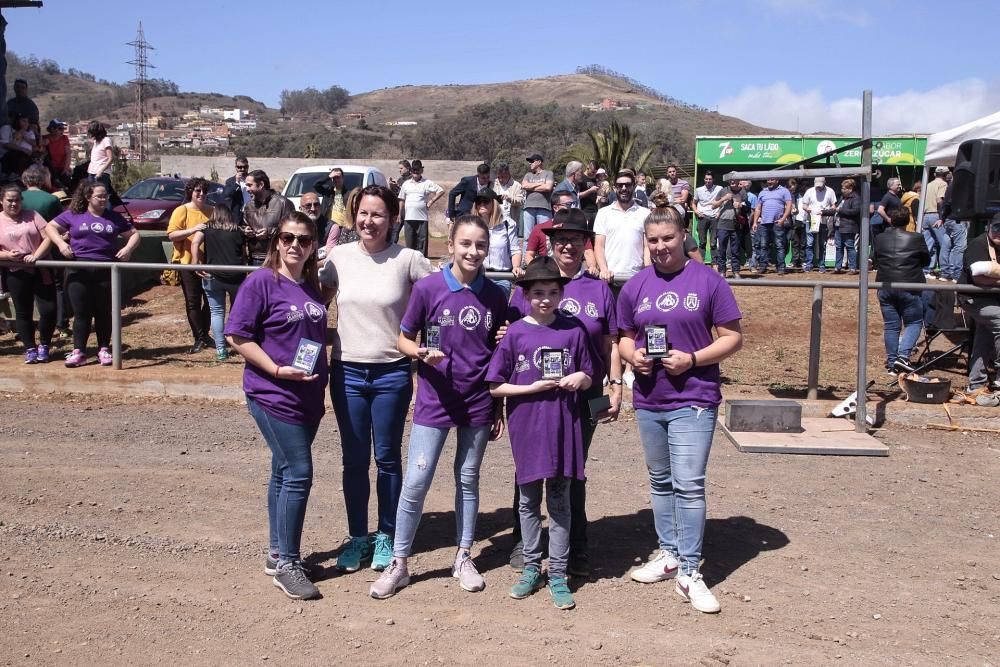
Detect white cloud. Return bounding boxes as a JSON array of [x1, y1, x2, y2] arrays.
[[717, 79, 1000, 135]]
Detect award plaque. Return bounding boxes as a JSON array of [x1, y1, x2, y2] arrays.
[[644, 325, 670, 359], [424, 324, 441, 350], [540, 348, 565, 379], [292, 338, 323, 375]]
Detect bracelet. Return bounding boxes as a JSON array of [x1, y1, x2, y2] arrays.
[[273, 365, 281, 378], [690, 352, 698, 368], [608, 378, 623, 386]]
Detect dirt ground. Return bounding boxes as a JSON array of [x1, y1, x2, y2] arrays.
[[1, 264, 998, 665]]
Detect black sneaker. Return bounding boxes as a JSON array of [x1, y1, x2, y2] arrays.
[[267, 556, 318, 577], [272, 562, 321, 600], [892, 359, 916, 375], [509, 540, 524, 572], [568, 552, 591, 577]]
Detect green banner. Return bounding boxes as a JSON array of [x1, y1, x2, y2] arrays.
[[696, 136, 926, 166]]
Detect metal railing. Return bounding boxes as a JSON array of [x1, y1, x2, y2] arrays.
[[3, 260, 999, 396]]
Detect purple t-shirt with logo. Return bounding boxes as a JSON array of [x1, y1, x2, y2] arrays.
[[400, 270, 510, 428], [52, 210, 133, 261], [486, 315, 594, 484], [510, 272, 617, 381], [224, 269, 329, 425], [617, 262, 742, 411], [757, 185, 791, 225]]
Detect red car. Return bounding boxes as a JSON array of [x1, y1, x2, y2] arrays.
[[114, 177, 225, 230]]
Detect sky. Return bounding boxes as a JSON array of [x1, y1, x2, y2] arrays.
[[5, 0, 999, 136]]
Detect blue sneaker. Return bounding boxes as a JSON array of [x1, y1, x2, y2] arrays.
[[548, 576, 575, 610], [371, 532, 393, 571], [336, 536, 372, 573], [509, 566, 543, 599], [36, 345, 49, 363]]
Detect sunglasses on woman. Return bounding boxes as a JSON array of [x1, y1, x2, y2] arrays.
[[278, 233, 314, 246]]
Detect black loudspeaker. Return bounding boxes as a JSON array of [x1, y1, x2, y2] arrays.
[[952, 138, 1000, 219]]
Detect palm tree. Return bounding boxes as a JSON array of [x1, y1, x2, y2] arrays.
[[559, 120, 655, 176]]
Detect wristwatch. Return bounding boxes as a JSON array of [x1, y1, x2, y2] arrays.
[[608, 379, 624, 386]]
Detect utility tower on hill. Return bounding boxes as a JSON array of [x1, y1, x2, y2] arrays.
[[126, 21, 155, 161]]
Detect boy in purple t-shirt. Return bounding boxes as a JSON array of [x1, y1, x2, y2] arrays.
[[487, 256, 593, 610]]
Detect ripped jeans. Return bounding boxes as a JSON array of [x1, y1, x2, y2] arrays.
[[635, 405, 717, 575], [392, 424, 490, 558]]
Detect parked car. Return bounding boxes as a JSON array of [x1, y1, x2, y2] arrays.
[[114, 177, 225, 230], [281, 165, 388, 211]]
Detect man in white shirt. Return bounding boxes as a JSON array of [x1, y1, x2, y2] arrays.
[[693, 171, 724, 257], [492, 163, 524, 227], [801, 177, 838, 273], [594, 168, 651, 284], [397, 159, 444, 257]]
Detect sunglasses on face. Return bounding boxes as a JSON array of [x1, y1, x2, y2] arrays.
[[278, 233, 314, 246], [614, 183, 634, 190]]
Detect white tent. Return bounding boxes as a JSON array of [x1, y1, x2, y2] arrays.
[[924, 110, 1000, 166]]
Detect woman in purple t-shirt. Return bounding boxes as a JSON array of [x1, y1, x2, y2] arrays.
[[47, 181, 140, 367], [225, 211, 333, 601], [369, 215, 507, 599], [617, 206, 743, 614]]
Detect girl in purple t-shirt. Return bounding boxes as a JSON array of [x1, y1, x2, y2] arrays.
[[225, 211, 333, 601], [487, 256, 594, 611], [47, 181, 140, 367], [617, 207, 743, 614], [369, 215, 508, 600]]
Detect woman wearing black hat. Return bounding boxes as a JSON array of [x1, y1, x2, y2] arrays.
[[474, 187, 522, 296], [508, 208, 621, 576]]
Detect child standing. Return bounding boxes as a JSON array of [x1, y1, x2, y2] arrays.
[[370, 214, 508, 599], [487, 256, 593, 610]]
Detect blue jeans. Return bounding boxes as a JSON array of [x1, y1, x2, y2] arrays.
[[835, 230, 857, 270], [941, 219, 968, 281], [393, 424, 490, 557], [805, 225, 829, 271], [247, 396, 318, 564], [636, 406, 717, 575], [715, 228, 740, 272], [519, 476, 571, 578], [921, 214, 950, 274], [877, 289, 924, 367], [755, 224, 786, 271], [520, 207, 552, 253], [330, 358, 413, 537], [202, 277, 241, 353]]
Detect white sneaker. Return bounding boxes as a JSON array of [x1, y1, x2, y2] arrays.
[[630, 549, 679, 583], [675, 571, 721, 613], [623, 370, 635, 389]]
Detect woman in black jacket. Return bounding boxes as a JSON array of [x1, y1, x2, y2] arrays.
[[834, 179, 862, 273], [874, 208, 931, 374]]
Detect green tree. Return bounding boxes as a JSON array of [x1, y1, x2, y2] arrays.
[[304, 143, 319, 159], [560, 120, 655, 177]]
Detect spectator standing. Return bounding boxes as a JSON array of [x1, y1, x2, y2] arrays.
[[319, 185, 432, 574], [874, 209, 929, 374], [524, 191, 597, 273], [595, 168, 612, 209], [577, 161, 601, 228], [389, 159, 411, 195], [225, 211, 332, 601], [20, 164, 61, 221], [447, 163, 492, 224], [313, 167, 349, 231], [42, 120, 70, 189], [876, 177, 904, 231], [243, 170, 294, 266], [222, 156, 250, 227], [474, 188, 522, 296], [298, 192, 329, 250], [0, 184, 54, 363], [957, 215, 1000, 397], [834, 178, 862, 273], [594, 169, 651, 285], [492, 163, 525, 232], [397, 159, 444, 257], [739, 180, 758, 269], [786, 178, 806, 270], [553, 160, 583, 209], [167, 178, 214, 354], [692, 171, 723, 259], [5, 79, 39, 130], [0, 113, 33, 176], [752, 178, 792, 274], [85, 121, 113, 191], [656, 165, 691, 218], [713, 179, 748, 276], [922, 166, 951, 278], [520, 154, 554, 245], [801, 177, 837, 273], [46, 181, 140, 367], [940, 171, 967, 283], [191, 204, 248, 361]]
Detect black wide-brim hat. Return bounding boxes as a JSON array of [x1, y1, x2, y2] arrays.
[[516, 256, 571, 286], [540, 209, 594, 238]]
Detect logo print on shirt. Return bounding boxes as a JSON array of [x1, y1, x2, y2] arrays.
[[438, 308, 455, 326], [485, 309, 493, 331], [286, 304, 305, 322], [558, 297, 581, 317], [90, 222, 106, 234], [80, 222, 89, 231], [656, 292, 680, 312], [684, 293, 701, 311], [304, 301, 324, 322], [515, 354, 530, 373], [585, 302, 599, 318], [637, 296, 652, 314], [459, 305, 481, 330]]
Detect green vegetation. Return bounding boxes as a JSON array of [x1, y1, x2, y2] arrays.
[[279, 86, 350, 116], [560, 120, 656, 179]]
